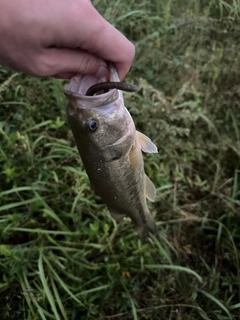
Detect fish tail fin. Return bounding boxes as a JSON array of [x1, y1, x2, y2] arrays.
[[138, 212, 158, 242]]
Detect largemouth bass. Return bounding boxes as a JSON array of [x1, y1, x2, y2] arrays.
[[64, 63, 158, 240]]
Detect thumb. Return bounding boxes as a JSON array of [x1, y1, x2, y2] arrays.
[[38, 48, 109, 79]]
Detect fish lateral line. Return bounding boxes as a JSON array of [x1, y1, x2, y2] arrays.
[[86, 82, 139, 96]]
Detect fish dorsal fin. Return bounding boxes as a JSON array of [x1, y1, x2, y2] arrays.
[[136, 131, 158, 153], [145, 174, 157, 202]]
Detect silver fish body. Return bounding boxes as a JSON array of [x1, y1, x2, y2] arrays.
[[64, 63, 158, 240]]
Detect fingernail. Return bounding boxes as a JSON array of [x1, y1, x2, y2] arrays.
[[95, 65, 109, 79]]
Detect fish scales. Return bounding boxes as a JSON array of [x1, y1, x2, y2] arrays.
[[64, 63, 158, 240]]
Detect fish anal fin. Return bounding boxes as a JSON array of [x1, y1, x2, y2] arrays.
[[137, 211, 158, 242], [108, 208, 125, 222], [136, 131, 158, 153], [145, 174, 157, 202]]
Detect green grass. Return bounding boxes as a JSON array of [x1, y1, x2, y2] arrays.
[[1, 0, 240, 319]]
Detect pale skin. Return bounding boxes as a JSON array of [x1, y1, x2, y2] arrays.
[[0, 0, 135, 80]]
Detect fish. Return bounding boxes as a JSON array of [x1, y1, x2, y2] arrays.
[[64, 62, 158, 240]]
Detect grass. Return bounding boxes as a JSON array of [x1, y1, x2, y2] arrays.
[[0, 0, 240, 319]]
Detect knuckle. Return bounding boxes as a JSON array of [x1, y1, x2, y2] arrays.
[[33, 53, 56, 77], [76, 54, 99, 74]]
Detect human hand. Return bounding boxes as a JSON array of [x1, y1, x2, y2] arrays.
[[0, 0, 135, 80]]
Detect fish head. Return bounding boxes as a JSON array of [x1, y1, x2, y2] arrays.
[[64, 72, 135, 149]]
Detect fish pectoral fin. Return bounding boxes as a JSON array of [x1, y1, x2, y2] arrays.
[[109, 209, 125, 222], [145, 174, 157, 202], [136, 131, 158, 153]]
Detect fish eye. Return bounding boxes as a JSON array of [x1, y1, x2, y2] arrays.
[[88, 119, 98, 132]]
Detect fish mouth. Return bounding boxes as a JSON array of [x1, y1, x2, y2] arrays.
[[64, 62, 118, 97], [64, 62, 138, 104], [64, 73, 112, 98], [64, 76, 120, 110]]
